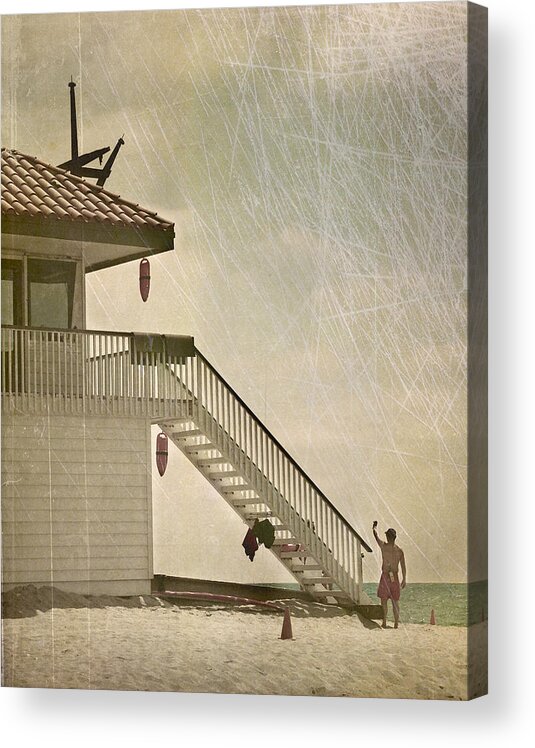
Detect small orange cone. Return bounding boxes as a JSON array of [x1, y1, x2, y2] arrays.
[[430, 609, 436, 625], [280, 607, 293, 640]]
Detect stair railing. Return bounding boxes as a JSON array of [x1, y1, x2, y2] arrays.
[[191, 349, 371, 603]]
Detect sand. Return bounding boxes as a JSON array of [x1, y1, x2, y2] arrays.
[[1, 586, 487, 700]]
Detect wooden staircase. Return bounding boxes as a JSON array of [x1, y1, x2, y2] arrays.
[[158, 350, 373, 608]]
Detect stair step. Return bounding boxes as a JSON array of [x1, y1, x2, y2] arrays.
[[227, 497, 264, 505], [173, 429, 203, 438], [272, 537, 299, 546], [208, 471, 240, 479], [185, 444, 217, 454], [291, 563, 323, 571], [160, 416, 192, 425], [196, 458, 229, 466], [243, 513, 285, 527], [280, 551, 311, 558], [300, 577, 333, 585]]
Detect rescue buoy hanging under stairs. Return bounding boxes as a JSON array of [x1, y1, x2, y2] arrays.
[[156, 432, 168, 476]]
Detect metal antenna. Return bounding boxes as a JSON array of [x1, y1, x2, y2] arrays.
[[68, 77, 79, 167], [58, 78, 124, 187]]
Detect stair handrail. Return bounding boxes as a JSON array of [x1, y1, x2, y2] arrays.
[[194, 347, 372, 553]]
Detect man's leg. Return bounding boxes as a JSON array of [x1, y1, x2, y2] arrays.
[[381, 599, 388, 628], [392, 599, 400, 628]]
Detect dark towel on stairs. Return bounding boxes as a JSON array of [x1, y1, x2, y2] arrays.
[[253, 519, 275, 549], [242, 528, 259, 562], [131, 333, 166, 355], [163, 335, 195, 358]]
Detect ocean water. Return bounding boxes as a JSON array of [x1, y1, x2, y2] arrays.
[[364, 581, 487, 627], [263, 581, 488, 627]]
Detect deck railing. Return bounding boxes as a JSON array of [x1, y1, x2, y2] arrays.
[[1, 325, 194, 419]]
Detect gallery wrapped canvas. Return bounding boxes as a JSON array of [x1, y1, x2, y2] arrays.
[[1, 1, 487, 700]]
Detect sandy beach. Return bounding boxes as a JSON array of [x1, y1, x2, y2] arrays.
[[1, 586, 486, 700]]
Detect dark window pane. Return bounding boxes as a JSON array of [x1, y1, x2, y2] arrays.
[[1, 259, 24, 326], [27, 259, 76, 329]]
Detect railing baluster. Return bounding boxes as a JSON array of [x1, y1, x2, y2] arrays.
[[63, 331, 67, 411], [356, 539, 363, 603], [7, 329, 12, 398], [38, 331, 43, 411], [95, 334, 100, 412], [21, 328, 27, 409], [108, 335, 112, 413], [75, 333, 79, 413], [224, 384, 230, 458], [13, 328, 19, 407], [52, 333, 58, 410], [173, 355, 178, 419], [232, 394, 239, 468], [114, 337, 119, 415], [121, 337, 126, 414], [1, 330, 5, 399]]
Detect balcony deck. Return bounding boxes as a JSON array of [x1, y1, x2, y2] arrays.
[[1, 325, 195, 421]]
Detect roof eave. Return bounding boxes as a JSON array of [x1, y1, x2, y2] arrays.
[[1, 213, 175, 271]]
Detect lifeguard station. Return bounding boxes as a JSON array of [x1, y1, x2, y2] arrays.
[[1, 81, 375, 610]]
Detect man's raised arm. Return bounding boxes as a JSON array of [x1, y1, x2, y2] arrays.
[[372, 520, 383, 547]]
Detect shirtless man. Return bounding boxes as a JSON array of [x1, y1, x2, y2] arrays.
[[373, 521, 406, 629]]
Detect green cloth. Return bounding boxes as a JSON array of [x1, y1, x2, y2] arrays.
[[252, 519, 275, 549]]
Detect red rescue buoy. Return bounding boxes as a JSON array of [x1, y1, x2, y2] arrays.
[[156, 432, 168, 476], [139, 258, 151, 302]]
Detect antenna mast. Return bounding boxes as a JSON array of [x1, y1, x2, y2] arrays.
[[58, 78, 124, 188]]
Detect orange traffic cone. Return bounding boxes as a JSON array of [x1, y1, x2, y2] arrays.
[[280, 607, 293, 640], [430, 609, 436, 625]]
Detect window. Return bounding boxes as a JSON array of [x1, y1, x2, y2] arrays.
[[27, 259, 76, 329], [1, 259, 24, 326]]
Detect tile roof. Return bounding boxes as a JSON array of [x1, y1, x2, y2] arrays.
[[1, 147, 174, 234]]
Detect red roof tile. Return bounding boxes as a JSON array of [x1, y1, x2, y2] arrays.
[[1, 148, 174, 235]]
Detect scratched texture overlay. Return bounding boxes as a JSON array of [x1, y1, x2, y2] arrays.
[[1, 2, 476, 586]]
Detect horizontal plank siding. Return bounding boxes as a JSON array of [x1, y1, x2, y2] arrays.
[[1, 413, 153, 594], [2, 509, 149, 523], [2, 533, 149, 548], [2, 485, 149, 500], [3, 557, 149, 573], [2, 520, 149, 534], [2, 473, 149, 487], [5, 569, 150, 584], [3, 463, 149, 477], [1, 448, 153, 464], [2, 438, 149, 450], [3, 545, 148, 560], [1, 498, 148, 512]]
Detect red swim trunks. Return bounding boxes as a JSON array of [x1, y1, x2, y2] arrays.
[[377, 571, 400, 601]]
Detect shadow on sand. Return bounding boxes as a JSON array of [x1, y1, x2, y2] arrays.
[[2, 582, 379, 628]]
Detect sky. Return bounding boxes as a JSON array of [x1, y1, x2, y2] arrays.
[[1, 2, 475, 583]]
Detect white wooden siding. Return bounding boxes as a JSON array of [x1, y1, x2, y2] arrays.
[[1, 413, 153, 594]]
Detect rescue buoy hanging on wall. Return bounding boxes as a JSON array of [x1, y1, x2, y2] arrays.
[[139, 258, 151, 302], [156, 432, 168, 477]]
